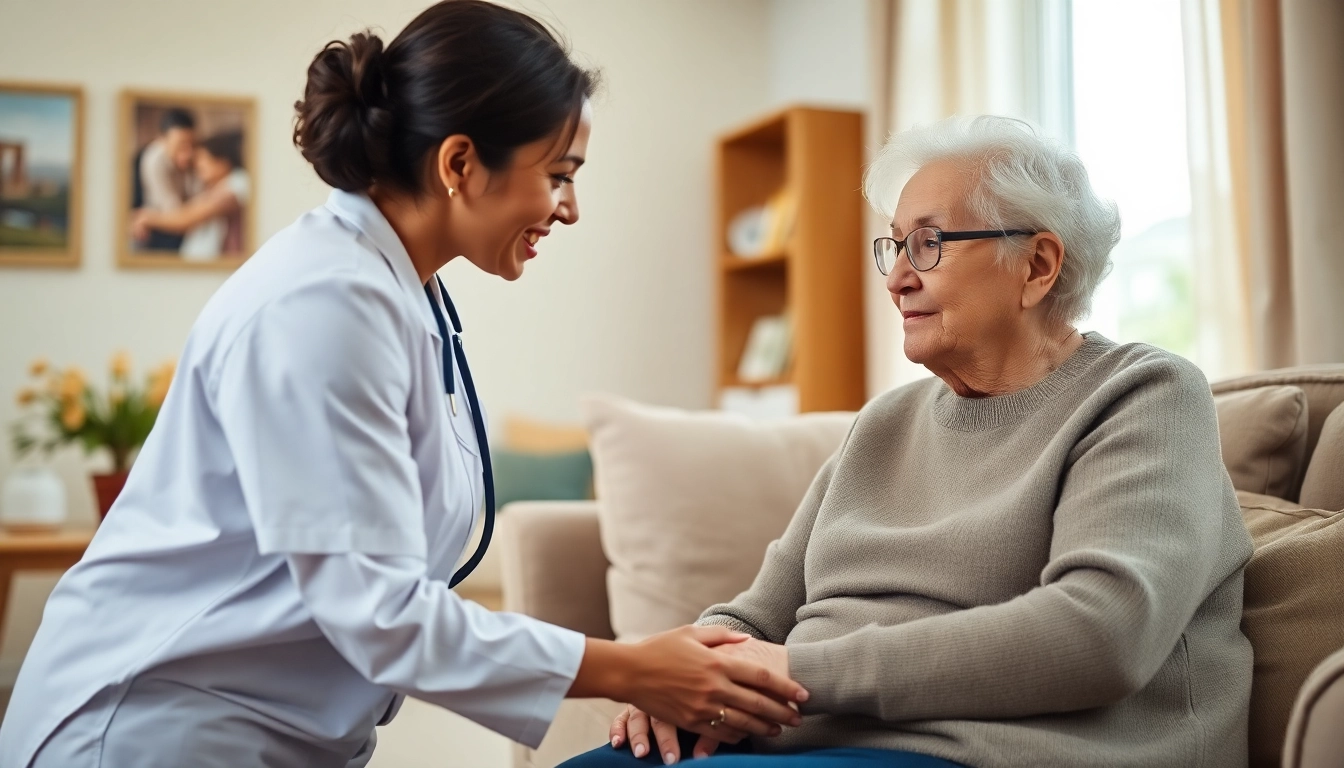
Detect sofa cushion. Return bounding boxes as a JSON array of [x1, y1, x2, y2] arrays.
[[1215, 386, 1309, 499], [1299, 405, 1344, 512], [581, 394, 853, 642], [1238, 490, 1344, 767]]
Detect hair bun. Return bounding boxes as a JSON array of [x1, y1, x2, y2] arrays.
[[293, 30, 395, 191], [344, 32, 388, 110], [293, 1, 598, 196]]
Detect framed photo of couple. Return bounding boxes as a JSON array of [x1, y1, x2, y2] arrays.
[[117, 89, 257, 270], [0, 81, 84, 268]]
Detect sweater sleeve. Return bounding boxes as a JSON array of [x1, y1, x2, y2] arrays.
[[787, 359, 1250, 721], [696, 450, 841, 644]]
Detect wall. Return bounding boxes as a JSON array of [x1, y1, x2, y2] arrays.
[[768, 0, 870, 108], [766, 0, 904, 399], [0, 0, 772, 683]]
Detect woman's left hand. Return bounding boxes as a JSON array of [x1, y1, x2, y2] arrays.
[[691, 638, 793, 759], [608, 637, 795, 763], [711, 636, 789, 681]]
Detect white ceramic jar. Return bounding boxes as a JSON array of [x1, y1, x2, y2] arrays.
[[1, 465, 68, 531]]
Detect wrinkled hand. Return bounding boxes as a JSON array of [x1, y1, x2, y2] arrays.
[[620, 626, 804, 736], [610, 702, 752, 765], [611, 637, 796, 764], [711, 637, 790, 687], [691, 639, 792, 760]]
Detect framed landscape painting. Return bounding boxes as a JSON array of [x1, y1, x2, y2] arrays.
[[0, 82, 83, 268], [117, 89, 257, 270]]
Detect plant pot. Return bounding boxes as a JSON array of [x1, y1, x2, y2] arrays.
[[1, 465, 68, 531], [91, 471, 130, 520]]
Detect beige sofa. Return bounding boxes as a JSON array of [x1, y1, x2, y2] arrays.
[[501, 367, 1344, 768]]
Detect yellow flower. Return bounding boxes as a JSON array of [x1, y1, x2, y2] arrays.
[[61, 401, 86, 431], [29, 358, 49, 377], [109, 388, 126, 406], [16, 387, 38, 406], [58, 368, 86, 402], [147, 383, 170, 408], [146, 362, 175, 408], [111, 351, 132, 379]]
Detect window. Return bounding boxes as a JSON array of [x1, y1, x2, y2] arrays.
[[1068, 0, 1199, 363]]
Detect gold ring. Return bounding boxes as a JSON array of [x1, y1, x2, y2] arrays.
[[708, 709, 726, 729]]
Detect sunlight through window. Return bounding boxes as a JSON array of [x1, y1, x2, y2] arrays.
[[1070, 0, 1198, 362]]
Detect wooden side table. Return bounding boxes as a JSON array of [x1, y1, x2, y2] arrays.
[[0, 527, 95, 641]]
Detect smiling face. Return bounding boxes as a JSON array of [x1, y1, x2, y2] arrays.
[[450, 101, 592, 281], [887, 159, 1027, 370]]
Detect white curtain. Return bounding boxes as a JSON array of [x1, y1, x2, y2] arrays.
[[866, 0, 1071, 395], [1181, 0, 1344, 371], [1181, 0, 1253, 378]]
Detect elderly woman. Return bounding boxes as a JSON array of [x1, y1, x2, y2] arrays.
[[564, 115, 1253, 768]]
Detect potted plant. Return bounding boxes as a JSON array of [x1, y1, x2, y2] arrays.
[[10, 353, 174, 519]]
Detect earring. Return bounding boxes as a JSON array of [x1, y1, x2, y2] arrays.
[[447, 187, 456, 198]]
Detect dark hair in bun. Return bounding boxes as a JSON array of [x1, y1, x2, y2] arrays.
[[294, 0, 598, 194]]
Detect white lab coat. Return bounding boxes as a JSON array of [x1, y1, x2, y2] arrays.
[[0, 190, 586, 768]]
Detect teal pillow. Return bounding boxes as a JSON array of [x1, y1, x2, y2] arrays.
[[492, 448, 593, 509]]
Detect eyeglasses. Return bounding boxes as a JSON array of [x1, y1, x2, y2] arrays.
[[873, 227, 1038, 275]]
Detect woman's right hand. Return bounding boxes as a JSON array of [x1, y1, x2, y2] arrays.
[[622, 626, 805, 736], [571, 625, 806, 758], [609, 633, 798, 763]]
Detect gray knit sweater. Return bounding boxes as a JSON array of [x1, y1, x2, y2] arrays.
[[699, 333, 1253, 768]]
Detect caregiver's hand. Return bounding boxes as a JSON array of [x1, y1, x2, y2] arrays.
[[573, 626, 806, 760], [609, 636, 796, 764]]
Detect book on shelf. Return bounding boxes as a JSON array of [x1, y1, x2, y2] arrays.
[[736, 314, 793, 382], [760, 187, 797, 254], [726, 187, 797, 259]]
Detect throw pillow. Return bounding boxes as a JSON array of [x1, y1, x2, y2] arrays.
[[581, 394, 854, 641], [503, 415, 589, 453], [1298, 405, 1344, 511], [1237, 490, 1344, 767], [493, 448, 593, 510], [1214, 386, 1309, 499]]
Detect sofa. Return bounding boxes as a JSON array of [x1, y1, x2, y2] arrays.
[[500, 365, 1344, 768]]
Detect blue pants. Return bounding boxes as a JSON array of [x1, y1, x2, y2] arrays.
[[558, 729, 966, 767]]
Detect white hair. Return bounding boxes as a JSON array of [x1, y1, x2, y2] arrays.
[[864, 115, 1121, 324]]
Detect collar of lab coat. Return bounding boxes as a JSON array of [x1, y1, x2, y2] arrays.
[[324, 189, 445, 343]]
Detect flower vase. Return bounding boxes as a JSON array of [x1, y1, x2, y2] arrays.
[[1, 465, 68, 531], [91, 471, 130, 520]]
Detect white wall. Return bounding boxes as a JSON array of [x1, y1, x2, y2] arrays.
[[0, 0, 772, 682], [768, 0, 870, 108]]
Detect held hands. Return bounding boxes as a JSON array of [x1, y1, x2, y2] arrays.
[[611, 634, 795, 764]]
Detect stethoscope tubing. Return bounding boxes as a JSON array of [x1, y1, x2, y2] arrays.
[[424, 277, 495, 588]]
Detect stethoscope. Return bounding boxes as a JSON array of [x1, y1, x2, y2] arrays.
[[423, 275, 494, 588]]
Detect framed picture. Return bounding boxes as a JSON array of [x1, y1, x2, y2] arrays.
[[117, 89, 257, 270], [0, 82, 83, 268]]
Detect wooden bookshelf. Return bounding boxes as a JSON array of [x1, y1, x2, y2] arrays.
[[715, 107, 866, 413], [722, 251, 789, 271]]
